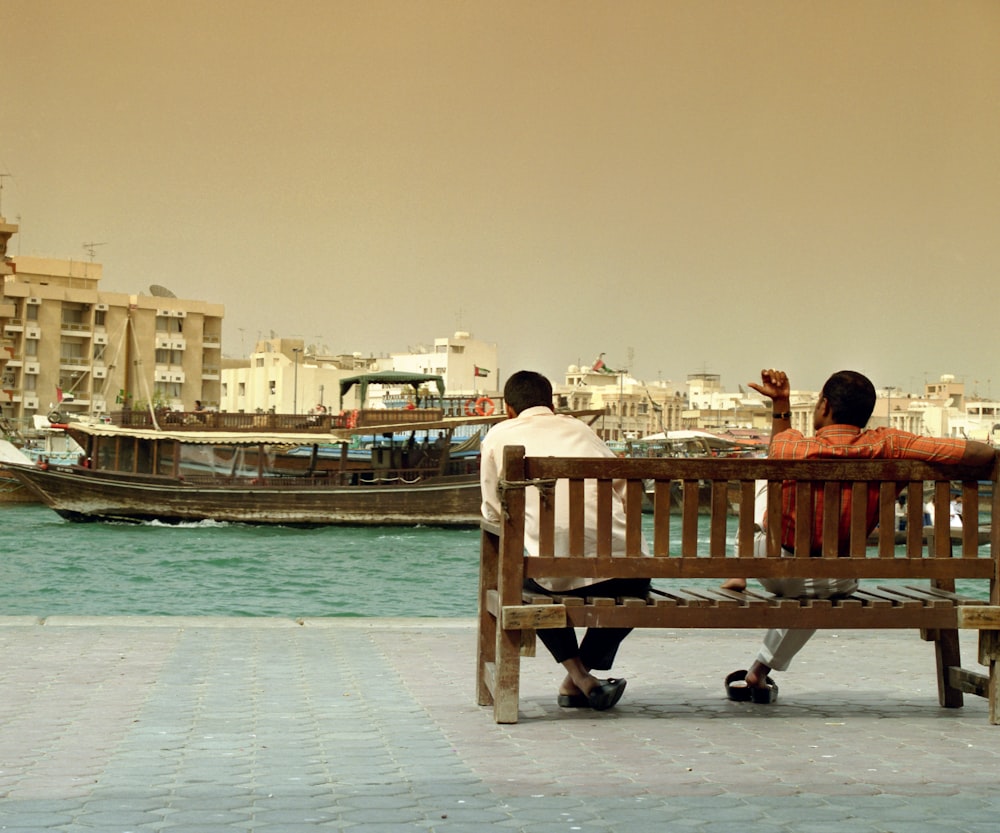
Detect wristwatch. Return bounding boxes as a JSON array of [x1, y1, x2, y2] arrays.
[[772, 411, 791, 420]]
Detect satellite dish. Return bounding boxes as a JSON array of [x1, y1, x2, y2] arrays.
[[149, 284, 177, 298]]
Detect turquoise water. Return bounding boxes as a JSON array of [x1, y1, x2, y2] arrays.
[[2, 505, 481, 618], [2, 505, 990, 617]]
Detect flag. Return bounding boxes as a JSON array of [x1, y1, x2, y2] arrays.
[[56, 386, 63, 403], [474, 366, 490, 378]]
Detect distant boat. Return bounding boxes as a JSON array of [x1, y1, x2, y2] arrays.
[[0, 419, 85, 504], [619, 433, 755, 515], [0, 441, 36, 504]]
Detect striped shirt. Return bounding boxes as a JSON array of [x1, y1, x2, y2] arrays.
[[770, 425, 967, 552]]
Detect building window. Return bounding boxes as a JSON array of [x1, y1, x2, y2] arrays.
[[60, 340, 84, 361], [62, 307, 85, 326], [156, 315, 183, 334], [154, 383, 182, 401], [269, 381, 276, 395]]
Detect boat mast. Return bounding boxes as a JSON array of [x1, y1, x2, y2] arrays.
[[123, 301, 132, 416]]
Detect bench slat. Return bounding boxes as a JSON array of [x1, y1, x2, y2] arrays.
[[876, 585, 952, 608]]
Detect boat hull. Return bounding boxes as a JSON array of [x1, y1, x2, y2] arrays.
[[5, 462, 483, 527]]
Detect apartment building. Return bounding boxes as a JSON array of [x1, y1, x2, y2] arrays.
[[558, 362, 686, 441], [220, 337, 379, 414], [0, 222, 224, 423], [390, 331, 498, 396]]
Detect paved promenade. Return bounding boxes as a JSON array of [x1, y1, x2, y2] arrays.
[[1, 616, 998, 832]]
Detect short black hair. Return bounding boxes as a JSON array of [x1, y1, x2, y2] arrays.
[[820, 370, 876, 427], [503, 370, 553, 415]]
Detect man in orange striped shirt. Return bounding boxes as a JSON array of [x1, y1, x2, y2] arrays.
[[725, 369, 996, 704]]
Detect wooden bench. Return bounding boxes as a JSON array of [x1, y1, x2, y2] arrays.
[[477, 446, 1000, 723]]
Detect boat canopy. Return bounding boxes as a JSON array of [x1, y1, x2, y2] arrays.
[[64, 423, 349, 447], [338, 371, 446, 408]]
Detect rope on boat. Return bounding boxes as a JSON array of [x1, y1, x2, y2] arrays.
[[358, 473, 427, 485]]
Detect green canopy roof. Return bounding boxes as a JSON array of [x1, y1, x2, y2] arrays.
[[338, 371, 446, 408]]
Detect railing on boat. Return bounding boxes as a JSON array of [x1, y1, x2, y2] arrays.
[[109, 408, 449, 432], [178, 465, 477, 488]]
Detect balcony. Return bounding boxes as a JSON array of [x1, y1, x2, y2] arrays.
[[60, 322, 93, 338], [155, 334, 186, 350], [154, 366, 186, 383]]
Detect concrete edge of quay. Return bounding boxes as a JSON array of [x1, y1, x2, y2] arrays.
[[0, 614, 478, 628]]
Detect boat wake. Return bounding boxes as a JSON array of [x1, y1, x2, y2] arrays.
[[145, 518, 233, 529]]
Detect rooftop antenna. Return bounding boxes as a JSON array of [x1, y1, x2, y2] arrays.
[[83, 241, 107, 261], [82, 241, 107, 278]]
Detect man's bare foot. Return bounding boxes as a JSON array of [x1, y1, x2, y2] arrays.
[[558, 671, 603, 698], [745, 661, 772, 689], [558, 674, 584, 698], [720, 578, 747, 592]]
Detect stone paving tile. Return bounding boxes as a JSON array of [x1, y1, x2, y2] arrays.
[[1, 619, 999, 831]]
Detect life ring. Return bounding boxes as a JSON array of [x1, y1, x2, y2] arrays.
[[464, 398, 478, 417], [474, 396, 495, 417]]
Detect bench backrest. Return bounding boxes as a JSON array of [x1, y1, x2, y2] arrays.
[[497, 446, 999, 592]]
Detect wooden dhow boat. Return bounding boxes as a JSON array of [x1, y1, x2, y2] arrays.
[[5, 404, 605, 527]]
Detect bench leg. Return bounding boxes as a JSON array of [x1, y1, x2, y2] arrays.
[[493, 625, 522, 723], [982, 631, 1000, 725], [930, 627, 965, 709], [476, 529, 498, 707], [928, 578, 964, 709], [990, 657, 999, 725], [476, 612, 496, 707]]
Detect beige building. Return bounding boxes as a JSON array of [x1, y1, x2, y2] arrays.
[[680, 372, 773, 432], [0, 221, 224, 424], [220, 331, 495, 415], [390, 331, 498, 396], [220, 337, 379, 414], [558, 363, 685, 442], [0, 218, 17, 393]]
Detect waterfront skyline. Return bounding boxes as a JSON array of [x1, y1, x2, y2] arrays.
[[3, 1, 998, 394]]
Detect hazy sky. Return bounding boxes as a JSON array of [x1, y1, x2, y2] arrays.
[[3, 1, 998, 395]]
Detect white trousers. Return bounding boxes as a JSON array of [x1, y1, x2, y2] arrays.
[[745, 481, 859, 671]]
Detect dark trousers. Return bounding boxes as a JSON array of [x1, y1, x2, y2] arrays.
[[525, 578, 652, 670]]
